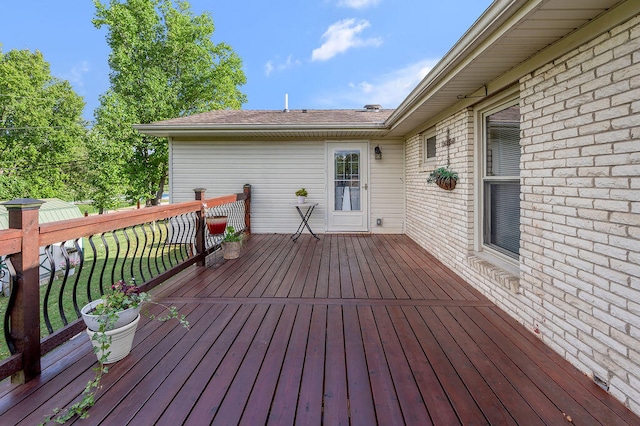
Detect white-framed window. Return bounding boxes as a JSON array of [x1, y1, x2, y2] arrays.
[[422, 129, 437, 165], [476, 95, 521, 264]]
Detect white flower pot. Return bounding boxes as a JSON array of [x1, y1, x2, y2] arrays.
[[86, 314, 140, 364], [81, 299, 142, 332], [297, 196, 306, 204]]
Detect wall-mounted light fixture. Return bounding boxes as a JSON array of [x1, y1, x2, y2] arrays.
[[375, 145, 382, 160]]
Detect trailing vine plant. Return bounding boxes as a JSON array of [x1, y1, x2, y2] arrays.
[[41, 283, 188, 425]]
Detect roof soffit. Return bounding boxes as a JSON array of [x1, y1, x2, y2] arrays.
[[385, 0, 628, 137]]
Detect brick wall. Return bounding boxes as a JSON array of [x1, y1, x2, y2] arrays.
[[520, 15, 640, 413], [406, 15, 640, 414], [405, 109, 474, 265]]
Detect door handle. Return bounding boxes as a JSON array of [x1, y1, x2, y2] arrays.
[[364, 183, 368, 190]]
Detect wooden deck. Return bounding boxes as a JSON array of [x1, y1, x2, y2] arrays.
[[1, 234, 638, 425]]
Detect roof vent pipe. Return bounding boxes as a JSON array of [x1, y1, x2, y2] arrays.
[[284, 94, 289, 112]]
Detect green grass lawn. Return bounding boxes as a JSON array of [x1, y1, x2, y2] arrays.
[[75, 199, 135, 216]]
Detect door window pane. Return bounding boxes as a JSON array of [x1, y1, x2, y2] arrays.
[[334, 150, 360, 211]]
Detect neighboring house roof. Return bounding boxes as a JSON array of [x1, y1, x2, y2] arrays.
[[135, 0, 635, 139], [0, 198, 83, 230]]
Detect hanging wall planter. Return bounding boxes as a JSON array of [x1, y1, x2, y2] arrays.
[[427, 167, 458, 191], [426, 128, 458, 190]]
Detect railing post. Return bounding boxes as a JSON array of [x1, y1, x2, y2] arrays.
[[193, 188, 206, 266], [243, 184, 251, 235], [3, 198, 44, 383]]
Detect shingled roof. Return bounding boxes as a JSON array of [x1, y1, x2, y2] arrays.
[[135, 107, 395, 138], [155, 108, 394, 126]]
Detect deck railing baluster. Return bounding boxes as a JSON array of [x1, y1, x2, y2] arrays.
[[57, 242, 70, 326], [175, 214, 186, 264], [42, 245, 56, 334], [0, 187, 251, 382], [122, 228, 131, 282], [157, 220, 168, 272], [112, 230, 121, 285], [130, 226, 139, 281], [99, 233, 109, 295], [87, 236, 98, 301], [71, 238, 83, 317]]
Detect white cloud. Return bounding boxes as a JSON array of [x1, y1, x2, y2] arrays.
[[321, 58, 439, 108], [265, 61, 274, 77], [311, 19, 382, 62], [336, 0, 380, 9], [265, 55, 302, 76], [64, 61, 90, 88]]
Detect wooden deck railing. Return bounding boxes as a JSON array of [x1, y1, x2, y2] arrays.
[[0, 185, 251, 384]]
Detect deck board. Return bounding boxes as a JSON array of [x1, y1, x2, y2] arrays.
[[239, 304, 297, 425], [267, 304, 312, 425], [1, 233, 638, 425]]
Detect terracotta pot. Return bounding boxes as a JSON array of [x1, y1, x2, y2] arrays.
[[81, 299, 141, 332], [206, 216, 228, 235], [86, 314, 140, 364]]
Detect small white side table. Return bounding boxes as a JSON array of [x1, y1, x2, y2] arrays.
[[292, 203, 320, 241]]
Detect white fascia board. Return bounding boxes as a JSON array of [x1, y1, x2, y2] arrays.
[[133, 123, 390, 138]]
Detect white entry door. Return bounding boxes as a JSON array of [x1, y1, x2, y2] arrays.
[[327, 142, 369, 232]]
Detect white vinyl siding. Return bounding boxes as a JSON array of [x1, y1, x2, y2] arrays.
[[169, 138, 404, 234], [170, 139, 325, 234], [369, 140, 405, 233]]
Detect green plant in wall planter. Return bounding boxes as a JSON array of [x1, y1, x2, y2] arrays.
[[42, 280, 189, 424], [427, 166, 458, 191]]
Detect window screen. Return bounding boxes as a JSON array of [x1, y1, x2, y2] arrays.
[[425, 135, 436, 160], [483, 104, 520, 258]]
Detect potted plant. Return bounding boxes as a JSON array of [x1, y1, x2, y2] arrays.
[[427, 166, 458, 190], [295, 187, 308, 204], [80, 280, 188, 362], [221, 225, 242, 259], [44, 280, 189, 424], [80, 280, 145, 332]]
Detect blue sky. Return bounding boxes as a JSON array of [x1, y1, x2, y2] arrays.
[[0, 0, 492, 123]]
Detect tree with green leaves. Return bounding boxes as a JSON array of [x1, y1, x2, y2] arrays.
[[91, 0, 247, 207], [85, 129, 130, 213], [0, 47, 88, 201]]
